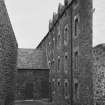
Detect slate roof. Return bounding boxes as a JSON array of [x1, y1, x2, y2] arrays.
[[17, 48, 34, 69], [17, 48, 48, 69], [31, 50, 48, 69]]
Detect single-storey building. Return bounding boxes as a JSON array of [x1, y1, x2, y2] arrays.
[[15, 49, 49, 100]]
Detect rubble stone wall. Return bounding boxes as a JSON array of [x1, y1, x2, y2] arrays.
[[0, 0, 18, 105], [93, 44, 105, 105]]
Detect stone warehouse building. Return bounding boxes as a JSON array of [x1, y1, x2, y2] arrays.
[[0, 0, 18, 105], [36, 0, 93, 105], [93, 44, 105, 105], [16, 49, 49, 100]]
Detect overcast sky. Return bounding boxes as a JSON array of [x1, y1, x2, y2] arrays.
[[4, 0, 105, 48]]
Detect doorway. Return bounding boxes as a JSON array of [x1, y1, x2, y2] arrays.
[[24, 82, 34, 100]]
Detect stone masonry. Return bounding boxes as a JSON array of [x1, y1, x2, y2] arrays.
[[36, 0, 93, 105], [93, 44, 105, 105], [0, 0, 18, 105]]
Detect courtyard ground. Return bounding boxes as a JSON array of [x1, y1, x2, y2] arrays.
[[15, 100, 54, 105]]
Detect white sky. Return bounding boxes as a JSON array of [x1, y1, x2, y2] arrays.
[[4, 0, 105, 48]]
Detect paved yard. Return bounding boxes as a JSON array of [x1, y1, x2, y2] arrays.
[[15, 100, 54, 105]]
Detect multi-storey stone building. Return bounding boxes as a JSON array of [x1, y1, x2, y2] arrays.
[[93, 44, 105, 105], [16, 49, 49, 100], [37, 0, 93, 105], [0, 0, 18, 105]]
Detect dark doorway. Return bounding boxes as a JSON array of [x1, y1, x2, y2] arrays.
[[41, 79, 49, 98], [24, 82, 34, 100]]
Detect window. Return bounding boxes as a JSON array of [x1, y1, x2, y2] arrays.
[[57, 79, 61, 87], [48, 41, 51, 58], [74, 0, 78, 5], [52, 58, 55, 65], [53, 37, 55, 48], [73, 0, 79, 9], [52, 79, 56, 95], [48, 60, 51, 69], [49, 19, 52, 30], [52, 79, 55, 86], [64, 52, 68, 74], [49, 41, 51, 47], [64, 0, 68, 5], [64, 24, 69, 46], [46, 44, 48, 63], [64, 79, 69, 99], [52, 49, 54, 57], [74, 50, 79, 71], [58, 34, 61, 47], [74, 79, 79, 100], [52, 58, 55, 72], [75, 83, 78, 95], [57, 25, 61, 49], [53, 27, 55, 35], [58, 56, 60, 72], [74, 16, 79, 38]]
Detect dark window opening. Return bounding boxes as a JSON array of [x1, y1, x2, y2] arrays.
[[73, 0, 78, 8], [53, 37, 55, 48], [58, 34, 61, 48], [52, 58, 54, 64], [74, 51, 78, 71], [64, 53, 68, 73], [64, 25, 69, 46], [74, 81, 79, 100], [52, 79, 55, 88], [74, 0, 78, 5], [48, 61, 51, 69], [58, 57, 60, 72], [65, 52, 68, 59], [57, 79, 61, 87], [57, 25, 61, 48], [75, 17, 79, 37], [65, 26, 68, 31], [52, 58, 55, 72], [64, 0, 68, 5], [52, 79, 56, 96], [65, 82, 68, 87], [64, 80, 69, 99], [58, 81, 60, 86], [75, 83, 78, 94]]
